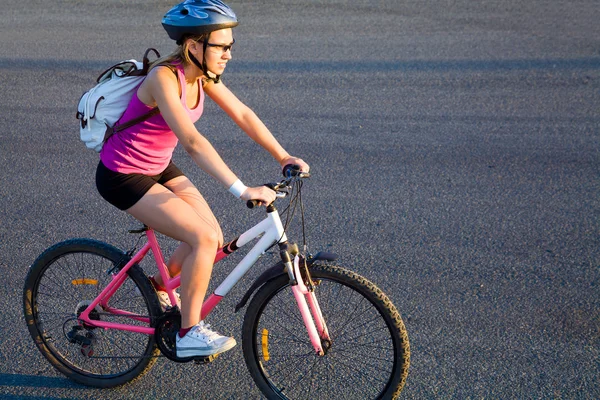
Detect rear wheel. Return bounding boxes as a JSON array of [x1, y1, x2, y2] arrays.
[[23, 239, 162, 388], [242, 264, 410, 399]]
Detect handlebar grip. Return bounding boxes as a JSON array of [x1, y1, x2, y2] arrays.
[[283, 164, 301, 177], [246, 183, 278, 209], [246, 200, 260, 209]]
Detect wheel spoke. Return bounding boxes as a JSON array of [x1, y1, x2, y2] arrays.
[[243, 264, 409, 400]]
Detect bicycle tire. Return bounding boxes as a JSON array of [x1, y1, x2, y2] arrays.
[[23, 238, 163, 388], [242, 264, 410, 400]]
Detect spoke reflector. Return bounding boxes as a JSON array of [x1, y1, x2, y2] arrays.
[[261, 329, 270, 361], [71, 278, 99, 285]]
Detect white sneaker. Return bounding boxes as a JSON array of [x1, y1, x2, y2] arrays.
[[156, 290, 181, 311], [135, 285, 181, 311], [176, 321, 236, 358]]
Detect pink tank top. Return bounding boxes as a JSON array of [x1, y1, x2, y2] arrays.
[[100, 63, 204, 175]]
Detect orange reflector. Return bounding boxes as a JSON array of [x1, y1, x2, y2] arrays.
[[71, 278, 99, 286], [261, 329, 270, 361]]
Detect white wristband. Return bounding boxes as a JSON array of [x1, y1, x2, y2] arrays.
[[228, 179, 248, 198]]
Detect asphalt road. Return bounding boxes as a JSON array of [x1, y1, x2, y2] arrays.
[[1, 1, 599, 399]]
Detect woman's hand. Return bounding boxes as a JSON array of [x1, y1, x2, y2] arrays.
[[241, 185, 277, 207], [280, 156, 310, 173]]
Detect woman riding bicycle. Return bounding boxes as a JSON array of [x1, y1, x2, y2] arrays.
[[95, 0, 309, 358]]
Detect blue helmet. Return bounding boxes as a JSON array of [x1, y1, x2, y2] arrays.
[[162, 0, 238, 44]]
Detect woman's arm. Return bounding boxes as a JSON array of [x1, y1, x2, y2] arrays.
[[204, 80, 309, 172], [140, 67, 238, 186], [139, 67, 275, 203]]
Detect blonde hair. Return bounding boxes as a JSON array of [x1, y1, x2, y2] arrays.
[[149, 33, 210, 71]]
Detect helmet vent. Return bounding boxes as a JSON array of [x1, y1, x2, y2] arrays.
[[181, 8, 189, 15]]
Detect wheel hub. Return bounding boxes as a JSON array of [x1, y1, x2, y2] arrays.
[[74, 300, 102, 330]]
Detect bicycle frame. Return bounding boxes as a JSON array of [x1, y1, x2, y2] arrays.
[[78, 205, 331, 355]]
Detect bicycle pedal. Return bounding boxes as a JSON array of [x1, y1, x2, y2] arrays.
[[193, 354, 218, 365]]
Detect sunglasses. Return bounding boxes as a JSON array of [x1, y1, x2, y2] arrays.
[[206, 38, 235, 54]]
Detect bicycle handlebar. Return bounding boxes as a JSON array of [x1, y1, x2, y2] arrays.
[[245, 200, 260, 209], [246, 164, 310, 209], [282, 164, 302, 178]]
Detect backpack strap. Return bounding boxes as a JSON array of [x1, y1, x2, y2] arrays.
[[129, 48, 161, 77], [104, 106, 160, 138]]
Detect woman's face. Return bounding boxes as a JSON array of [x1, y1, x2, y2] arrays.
[[202, 28, 234, 76]]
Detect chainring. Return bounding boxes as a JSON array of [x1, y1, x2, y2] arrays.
[[154, 309, 219, 364], [154, 309, 182, 362]]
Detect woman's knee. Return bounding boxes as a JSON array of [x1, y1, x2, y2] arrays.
[[187, 227, 220, 250]]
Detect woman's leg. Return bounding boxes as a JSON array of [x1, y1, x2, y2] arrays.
[[164, 176, 223, 246], [126, 181, 220, 329], [153, 177, 224, 309]]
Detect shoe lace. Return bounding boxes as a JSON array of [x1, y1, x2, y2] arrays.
[[193, 322, 221, 342]]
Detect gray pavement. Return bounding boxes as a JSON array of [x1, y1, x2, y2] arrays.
[[1, 0, 599, 399]]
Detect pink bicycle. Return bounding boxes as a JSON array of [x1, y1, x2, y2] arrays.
[[23, 167, 410, 399]]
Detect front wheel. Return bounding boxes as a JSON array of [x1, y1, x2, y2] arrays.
[[242, 264, 410, 400]]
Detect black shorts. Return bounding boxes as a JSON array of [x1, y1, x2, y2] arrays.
[[96, 161, 184, 210]]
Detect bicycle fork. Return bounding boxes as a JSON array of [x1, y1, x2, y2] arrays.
[[282, 250, 331, 355]]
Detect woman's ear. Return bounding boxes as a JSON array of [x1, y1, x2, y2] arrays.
[[187, 39, 202, 57]]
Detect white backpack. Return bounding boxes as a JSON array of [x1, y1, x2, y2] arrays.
[[76, 48, 161, 152]]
